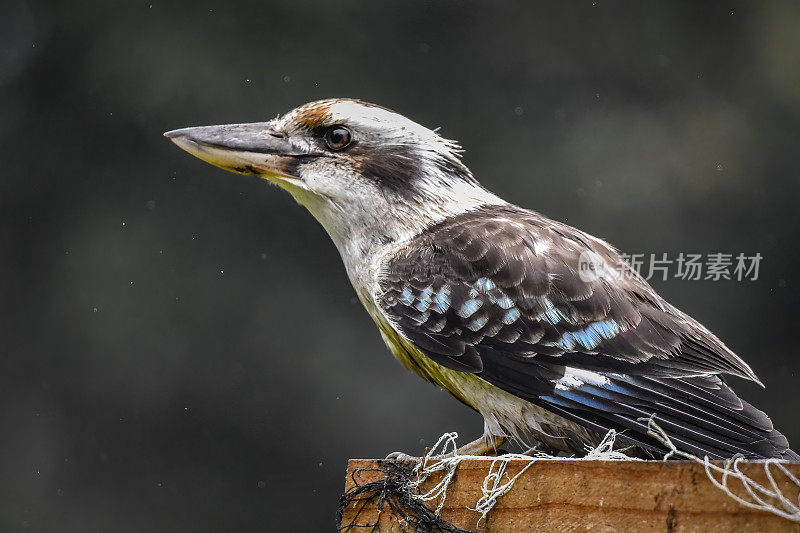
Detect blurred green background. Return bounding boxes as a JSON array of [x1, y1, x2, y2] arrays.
[[1, 1, 799, 531]]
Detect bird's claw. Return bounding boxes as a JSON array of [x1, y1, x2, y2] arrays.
[[384, 451, 421, 463]]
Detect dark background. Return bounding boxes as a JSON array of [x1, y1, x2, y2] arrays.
[[2, 1, 799, 531]]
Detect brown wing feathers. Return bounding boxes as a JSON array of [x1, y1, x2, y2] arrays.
[[379, 205, 795, 459]]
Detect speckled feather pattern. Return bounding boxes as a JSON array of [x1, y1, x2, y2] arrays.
[[379, 205, 755, 378], [377, 205, 794, 459]]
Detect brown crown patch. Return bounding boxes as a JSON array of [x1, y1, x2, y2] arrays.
[[292, 101, 334, 130]]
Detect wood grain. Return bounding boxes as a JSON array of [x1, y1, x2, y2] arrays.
[[341, 459, 800, 532]]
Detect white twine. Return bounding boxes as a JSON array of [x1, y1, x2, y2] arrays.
[[403, 429, 636, 527], [644, 417, 800, 523], [402, 425, 800, 527]]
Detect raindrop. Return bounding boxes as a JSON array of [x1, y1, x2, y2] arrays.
[[283, 75, 291, 83]]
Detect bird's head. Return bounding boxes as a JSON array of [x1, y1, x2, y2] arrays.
[[165, 98, 501, 254]]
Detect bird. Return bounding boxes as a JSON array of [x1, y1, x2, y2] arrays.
[[165, 98, 796, 460]]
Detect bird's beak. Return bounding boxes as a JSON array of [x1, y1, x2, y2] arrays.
[[163, 123, 306, 183]]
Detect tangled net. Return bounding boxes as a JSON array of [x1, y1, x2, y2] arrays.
[[336, 458, 472, 533], [338, 430, 634, 532], [338, 423, 799, 532]]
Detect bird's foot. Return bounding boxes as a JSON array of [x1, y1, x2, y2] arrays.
[[384, 434, 508, 464], [521, 440, 563, 457], [456, 434, 508, 457], [384, 450, 421, 463]]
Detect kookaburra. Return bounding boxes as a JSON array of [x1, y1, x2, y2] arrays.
[[165, 98, 796, 460]]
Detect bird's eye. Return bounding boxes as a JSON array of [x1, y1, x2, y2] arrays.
[[324, 126, 352, 151]]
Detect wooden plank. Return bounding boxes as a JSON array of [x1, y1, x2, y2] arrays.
[[341, 459, 800, 532]]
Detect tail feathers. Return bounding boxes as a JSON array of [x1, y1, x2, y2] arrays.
[[782, 448, 800, 461], [536, 370, 795, 460]]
